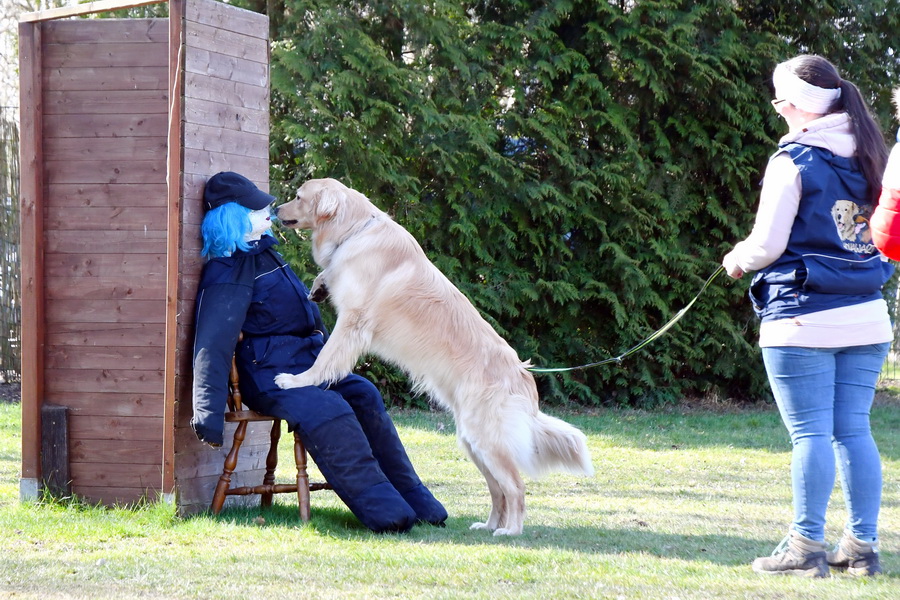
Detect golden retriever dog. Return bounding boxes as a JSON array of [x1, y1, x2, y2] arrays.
[[832, 199, 861, 241], [274, 178, 594, 536]]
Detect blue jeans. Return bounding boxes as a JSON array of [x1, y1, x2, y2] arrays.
[[762, 343, 889, 543]]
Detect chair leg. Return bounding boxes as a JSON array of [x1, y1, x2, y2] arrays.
[[294, 431, 311, 521], [261, 420, 281, 509], [210, 420, 248, 515]]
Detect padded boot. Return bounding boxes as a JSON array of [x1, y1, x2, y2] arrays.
[[827, 531, 881, 577], [362, 412, 447, 525], [336, 376, 448, 526], [239, 379, 418, 533], [400, 483, 448, 527], [752, 530, 829, 577], [299, 413, 417, 533]]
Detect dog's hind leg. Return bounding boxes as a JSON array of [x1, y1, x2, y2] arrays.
[[274, 309, 372, 389], [460, 437, 505, 532], [486, 457, 525, 536], [461, 436, 525, 536]]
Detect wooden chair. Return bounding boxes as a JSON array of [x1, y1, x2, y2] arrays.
[[210, 343, 331, 519]]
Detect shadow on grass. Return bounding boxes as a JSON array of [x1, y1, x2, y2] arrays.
[[202, 504, 896, 577], [389, 400, 900, 461], [201, 502, 390, 537]]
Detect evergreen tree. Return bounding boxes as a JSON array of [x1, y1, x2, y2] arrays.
[[239, 0, 900, 406]]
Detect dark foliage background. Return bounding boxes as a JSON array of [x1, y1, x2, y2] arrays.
[[237, 0, 900, 407]]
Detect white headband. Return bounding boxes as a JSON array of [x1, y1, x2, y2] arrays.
[[772, 63, 841, 114]]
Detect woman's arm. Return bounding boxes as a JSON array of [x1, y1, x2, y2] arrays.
[[723, 153, 801, 278]]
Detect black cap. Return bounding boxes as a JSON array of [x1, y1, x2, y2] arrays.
[[203, 171, 275, 211]]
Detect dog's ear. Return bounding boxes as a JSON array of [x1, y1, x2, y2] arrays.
[[315, 186, 343, 222]]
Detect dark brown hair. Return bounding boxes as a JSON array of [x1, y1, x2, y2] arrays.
[[783, 55, 887, 204]]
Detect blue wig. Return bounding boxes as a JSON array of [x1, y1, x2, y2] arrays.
[[201, 203, 253, 258]]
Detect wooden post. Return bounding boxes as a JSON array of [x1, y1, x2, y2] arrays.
[[18, 20, 44, 500], [162, 0, 185, 503]]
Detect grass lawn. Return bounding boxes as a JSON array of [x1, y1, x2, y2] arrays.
[[1, 396, 899, 599]]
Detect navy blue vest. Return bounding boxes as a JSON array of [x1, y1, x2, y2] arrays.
[[748, 143, 893, 321]]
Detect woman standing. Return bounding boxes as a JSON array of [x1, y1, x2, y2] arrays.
[[723, 55, 891, 577]]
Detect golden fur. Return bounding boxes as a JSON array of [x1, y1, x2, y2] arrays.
[[274, 178, 594, 536]]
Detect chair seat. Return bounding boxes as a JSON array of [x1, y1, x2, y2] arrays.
[[225, 410, 275, 423]]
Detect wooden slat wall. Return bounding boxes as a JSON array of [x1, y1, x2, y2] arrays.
[[41, 18, 169, 505], [173, 0, 271, 514]]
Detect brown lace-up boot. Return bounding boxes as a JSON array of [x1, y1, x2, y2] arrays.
[[827, 531, 881, 577], [751, 530, 829, 577]]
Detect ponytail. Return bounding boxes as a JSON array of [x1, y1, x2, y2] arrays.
[[836, 79, 888, 204]]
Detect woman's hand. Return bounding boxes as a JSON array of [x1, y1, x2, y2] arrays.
[[722, 251, 745, 279]]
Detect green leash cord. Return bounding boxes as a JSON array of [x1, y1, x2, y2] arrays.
[[528, 265, 726, 374]]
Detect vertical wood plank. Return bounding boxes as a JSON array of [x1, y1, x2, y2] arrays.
[[173, 0, 270, 515], [162, 0, 186, 497], [18, 21, 45, 489]]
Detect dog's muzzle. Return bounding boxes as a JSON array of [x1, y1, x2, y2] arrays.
[[273, 206, 299, 227]]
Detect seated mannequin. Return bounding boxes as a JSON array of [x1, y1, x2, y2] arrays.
[[190, 171, 447, 533]]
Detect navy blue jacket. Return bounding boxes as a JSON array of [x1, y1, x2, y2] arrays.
[[191, 236, 326, 446], [749, 143, 893, 321]]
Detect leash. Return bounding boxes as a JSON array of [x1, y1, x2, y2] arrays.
[[527, 265, 726, 374]]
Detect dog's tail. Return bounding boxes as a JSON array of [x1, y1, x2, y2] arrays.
[[523, 412, 594, 478]]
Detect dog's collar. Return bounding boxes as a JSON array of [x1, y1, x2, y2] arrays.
[[332, 214, 379, 252]]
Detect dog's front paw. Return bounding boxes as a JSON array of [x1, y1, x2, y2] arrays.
[[469, 522, 492, 531], [274, 373, 302, 389], [309, 282, 329, 303], [309, 272, 330, 303]]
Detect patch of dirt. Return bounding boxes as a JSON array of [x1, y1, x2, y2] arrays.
[[0, 382, 20, 404]]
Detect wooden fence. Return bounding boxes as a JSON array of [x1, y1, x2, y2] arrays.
[[16, 0, 272, 509], [1, 105, 18, 383]]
